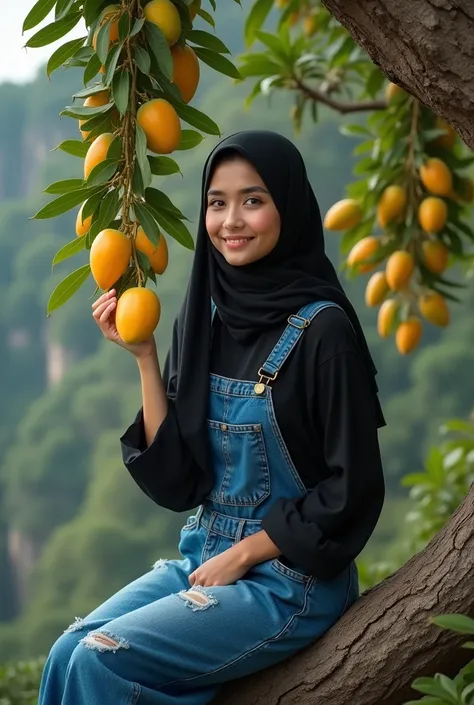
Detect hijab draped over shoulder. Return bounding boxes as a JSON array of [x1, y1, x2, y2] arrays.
[[163, 130, 385, 474]]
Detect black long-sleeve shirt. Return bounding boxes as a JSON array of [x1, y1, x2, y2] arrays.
[[120, 306, 385, 580]]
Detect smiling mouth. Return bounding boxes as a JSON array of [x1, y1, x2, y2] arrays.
[[221, 236, 255, 249], [225, 237, 252, 241]]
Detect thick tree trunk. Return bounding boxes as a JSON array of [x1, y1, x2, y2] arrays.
[[321, 0, 474, 149], [213, 486, 474, 705]]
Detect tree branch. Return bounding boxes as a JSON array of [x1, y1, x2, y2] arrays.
[[320, 0, 474, 148], [212, 485, 474, 705], [293, 76, 387, 113]]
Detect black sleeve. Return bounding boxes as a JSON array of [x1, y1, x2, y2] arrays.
[[262, 349, 385, 580], [120, 318, 212, 512]]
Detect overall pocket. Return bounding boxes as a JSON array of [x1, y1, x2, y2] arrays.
[[207, 420, 271, 506]]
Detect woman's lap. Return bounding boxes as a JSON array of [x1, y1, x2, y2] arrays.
[[44, 557, 357, 705], [63, 559, 354, 689]]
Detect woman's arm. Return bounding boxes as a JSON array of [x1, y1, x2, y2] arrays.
[[188, 529, 281, 587], [136, 344, 168, 447]]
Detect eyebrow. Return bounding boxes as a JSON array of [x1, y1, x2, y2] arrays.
[[207, 186, 269, 197]]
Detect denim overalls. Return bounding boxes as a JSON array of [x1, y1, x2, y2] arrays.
[[39, 300, 359, 705]]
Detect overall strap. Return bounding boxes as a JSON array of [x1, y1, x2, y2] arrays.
[[211, 299, 217, 321], [257, 301, 342, 385]]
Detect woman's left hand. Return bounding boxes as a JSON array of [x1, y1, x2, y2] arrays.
[[188, 530, 281, 587], [189, 547, 249, 587]]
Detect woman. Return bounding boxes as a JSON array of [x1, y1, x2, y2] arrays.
[[39, 130, 385, 705]]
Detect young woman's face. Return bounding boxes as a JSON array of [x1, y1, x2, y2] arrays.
[[205, 157, 281, 266]]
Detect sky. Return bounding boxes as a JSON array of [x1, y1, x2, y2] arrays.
[[2, 1, 86, 84]]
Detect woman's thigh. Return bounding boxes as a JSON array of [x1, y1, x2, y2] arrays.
[[63, 557, 192, 639], [70, 566, 321, 695]]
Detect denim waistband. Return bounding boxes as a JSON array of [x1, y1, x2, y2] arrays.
[[197, 506, 262, 541]]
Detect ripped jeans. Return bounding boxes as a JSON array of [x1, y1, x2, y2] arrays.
[[38, 526, 358, 705]]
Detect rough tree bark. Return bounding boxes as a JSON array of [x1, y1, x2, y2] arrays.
[[321, 0, 474, 149], [213, 485, 474, 705]]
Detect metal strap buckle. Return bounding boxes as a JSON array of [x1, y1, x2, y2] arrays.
[[257, 367, 278, 385], [287, 314, 311, 329]]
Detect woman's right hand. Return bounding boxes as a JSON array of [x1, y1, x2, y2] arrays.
[[92, 289, 157, 360]]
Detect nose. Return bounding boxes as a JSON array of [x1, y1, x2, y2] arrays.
[[223, 205, 244, 232]]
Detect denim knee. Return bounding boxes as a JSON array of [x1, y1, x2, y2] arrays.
[[48, 628, 84, 668], [67, 628, 131, 676]]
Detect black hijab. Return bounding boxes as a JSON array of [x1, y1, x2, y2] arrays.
[[167, 130, 384, 475]]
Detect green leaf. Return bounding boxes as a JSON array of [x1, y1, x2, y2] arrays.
[[174, 0, 192, 33], [456, 156, 474, 168], [366, 67, 385, 98], [96, 188, 120, 230], [340, 123, 372, 137], [112, 69, 130, 114], [47, 36, 87, 76], [103, 42, 124, 86], [238, 53, 282, 78], [82, 189, 107, 219], [412, 677, 450, 699], [148, 156, 181, 176], [145, 187, 186, 219], [23, 0, 56, 32], [133, 202, 160, 247], [44, 178, 85, 194], [25, 11, 82, 48], [60, 101, 114, 119], [254, 30, 289, 64], [193, 47, 241, 80], [245, 79, 263, 107], [411, 672, 464, 703], [83, 53, 102, 84], [176, 129, 204, 150], [52, 236, 86, 267], [95, 19, 112, 65], [74, 84, 109, 99], [187, 29, 230, 53], [132, 163, 145, 198], [196, 7, 215, 28], [152, 207, 194, 250], [86, 159, 119, 187], [462, 682, 474, 699], [78, 112, 110, 135], [244, 0, 274, 47], [118, 11, 130, 41], [55, 0, 77, 20], [438, 674, 461, 702], [70, 46, 94, 63], [33, 186, 103, 219], [136, 249, 153, 275], [84, 0, 105, 26], [166, 96, 220, 135], [130, 17, 145, 36], [134, 45, 152, 75], [47, 264, 91, 314], [440, 419, 474, 435], [54, 139, 90, 157], [400, 472, 430, 487], [136, 124, 152, 189], [431, 614, 474, 635], [145, 21, 173, 81], [107, 136, 122, 161]]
